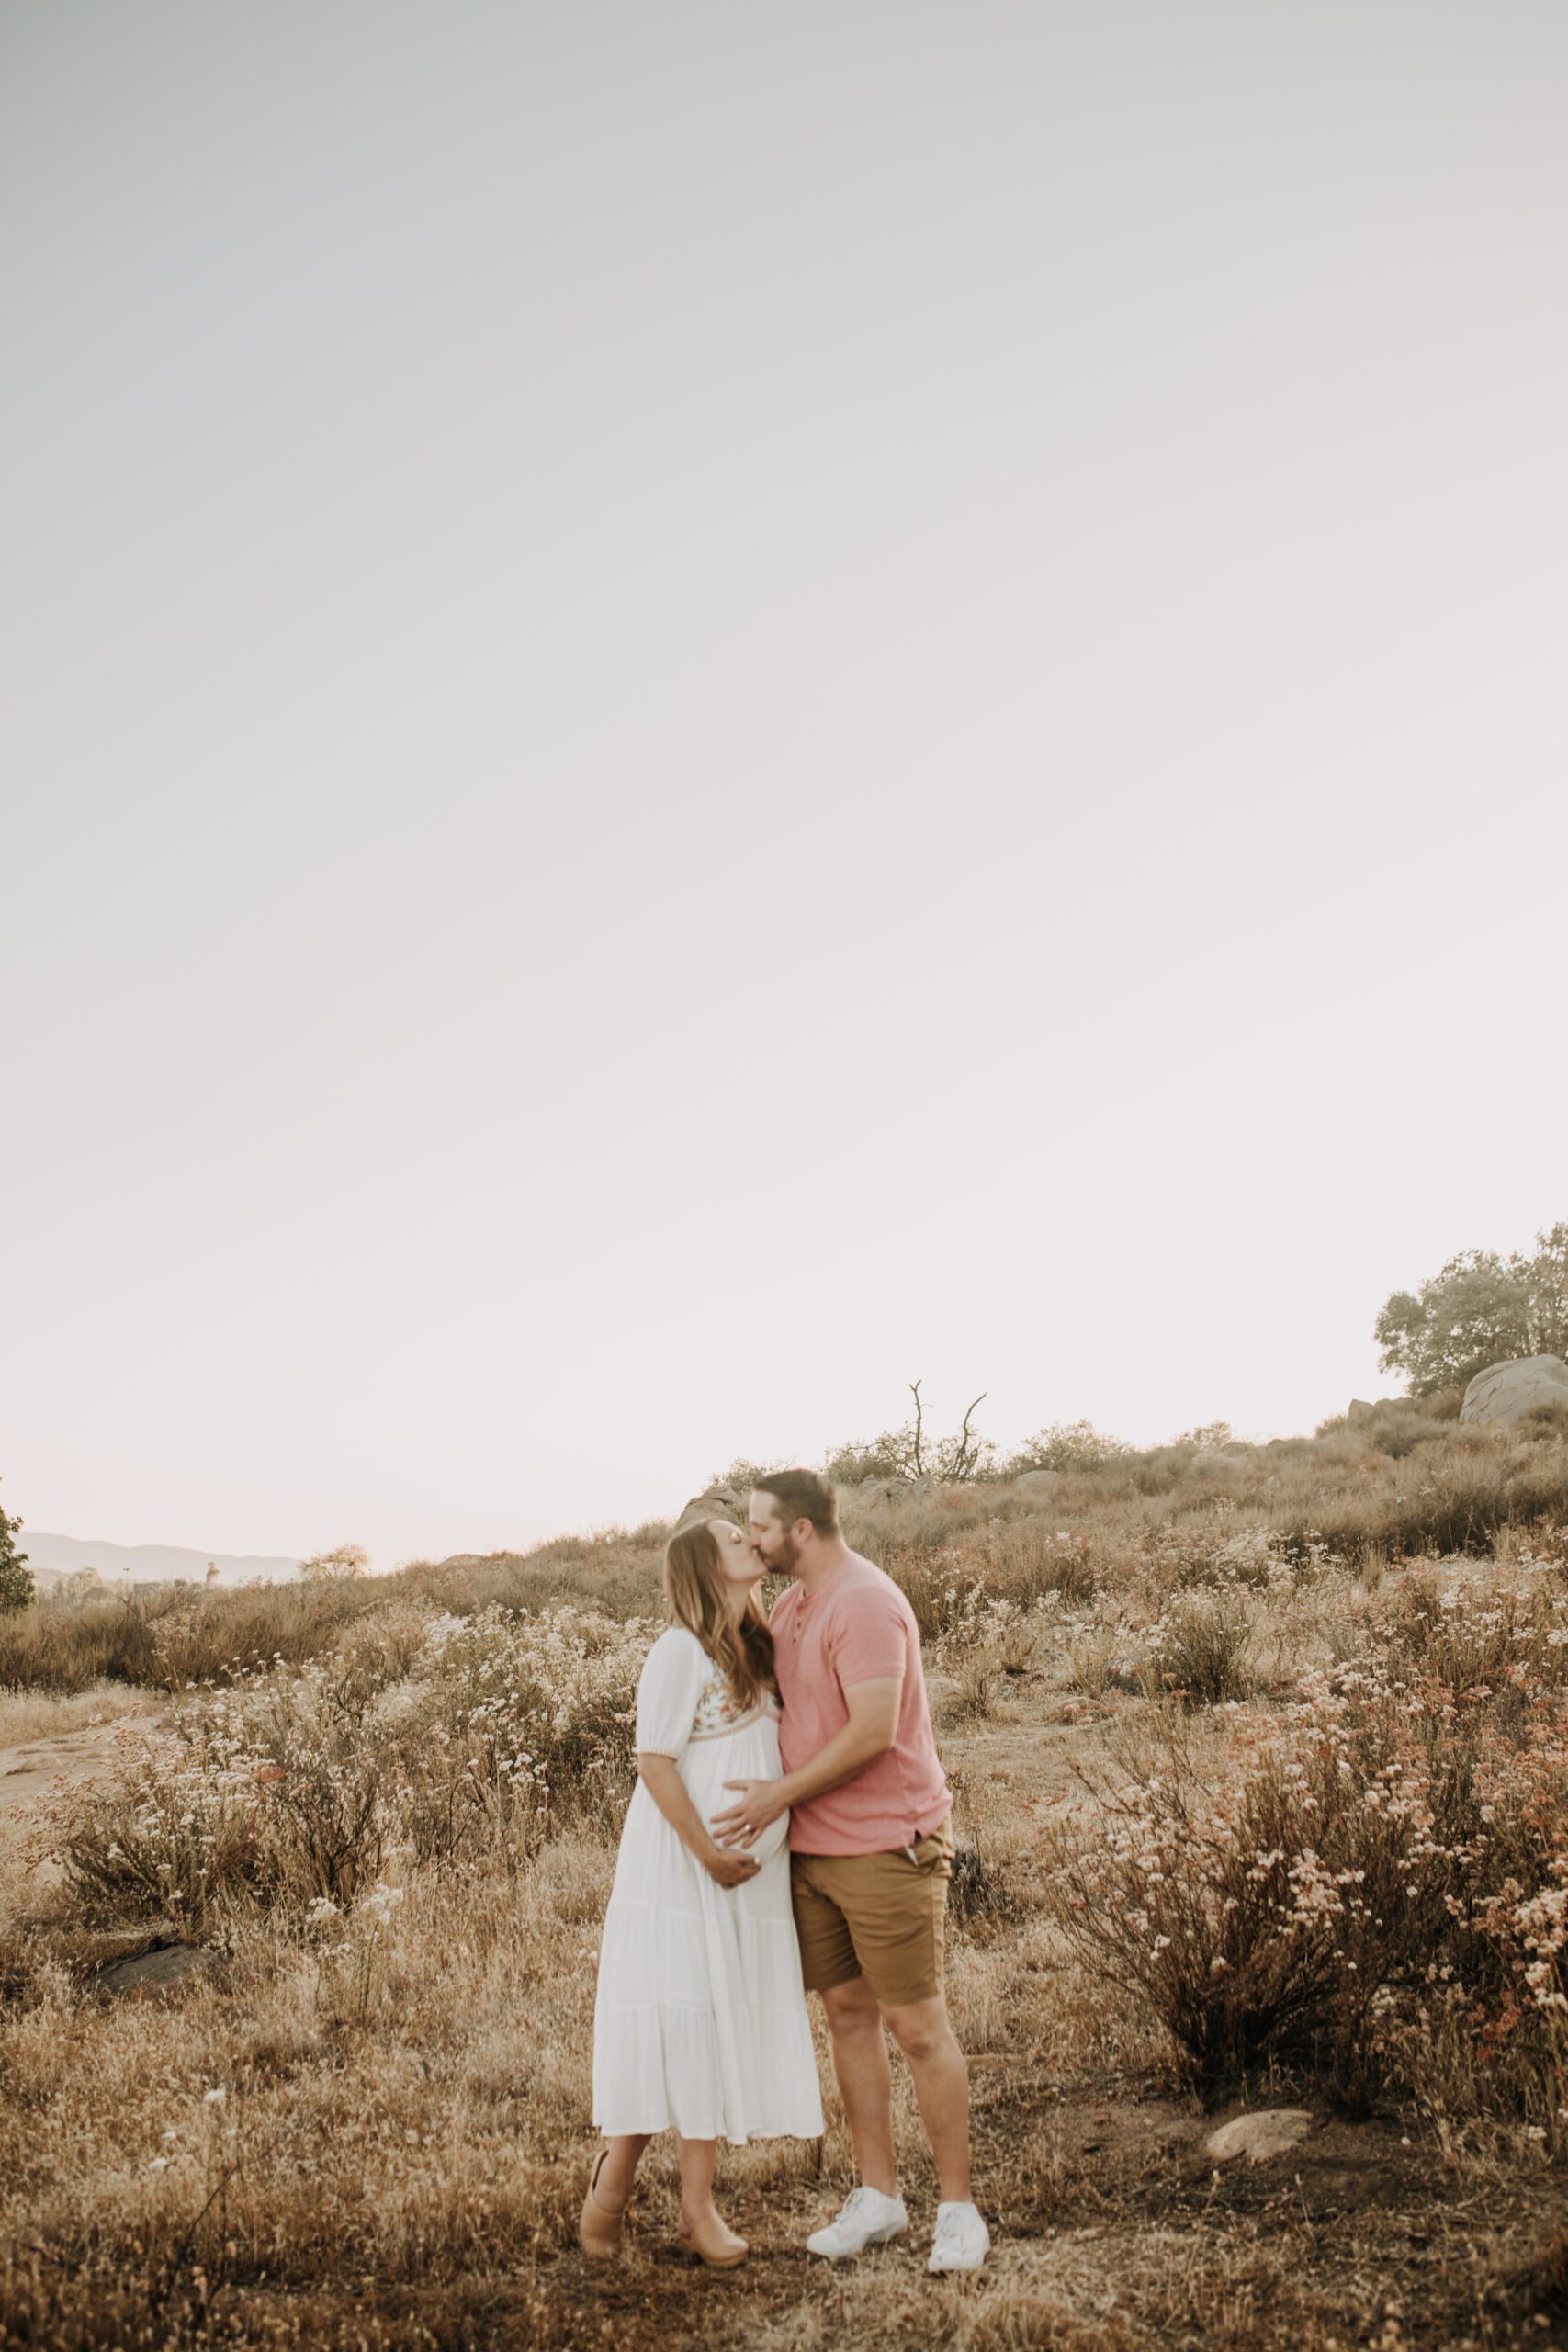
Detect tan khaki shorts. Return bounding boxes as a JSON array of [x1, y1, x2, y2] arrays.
[[790, 1817, 954, 2008]]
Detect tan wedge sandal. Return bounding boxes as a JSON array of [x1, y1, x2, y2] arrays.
[[579, 2148, 629, 2259], [678, 2210, 749, 2269]]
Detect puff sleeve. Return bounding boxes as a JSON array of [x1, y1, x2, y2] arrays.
[[634, 1628, 709, 1762]]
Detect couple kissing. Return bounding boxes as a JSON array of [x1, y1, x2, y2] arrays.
[[580, 1467, 989, 2276]]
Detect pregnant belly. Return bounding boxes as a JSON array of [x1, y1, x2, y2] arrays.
[[720, 1804, 789, 1868], [694, 1792, 790, 1868], [683, 1732, 789, 1868]]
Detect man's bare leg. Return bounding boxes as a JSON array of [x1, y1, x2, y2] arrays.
[[881, 1992, 972, 2204], [820, 1976, 897, 2195]]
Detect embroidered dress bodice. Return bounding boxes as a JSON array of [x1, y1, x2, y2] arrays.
[[687, 1676, 783, 1744]]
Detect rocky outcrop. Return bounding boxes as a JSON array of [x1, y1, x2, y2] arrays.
[[1460, 1356, 1568, 1429], [1346, 1397, 1408, 1428], [673, 1487, 744, 1531], [852, 1478, 904, 1504]]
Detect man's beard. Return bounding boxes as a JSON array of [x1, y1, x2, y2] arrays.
[[769, 1528, 801, 1575]]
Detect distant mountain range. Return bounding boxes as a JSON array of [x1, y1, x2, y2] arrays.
[[20, 1532, 301, 1588]]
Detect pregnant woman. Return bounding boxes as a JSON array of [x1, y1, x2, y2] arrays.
[[582, 1516, 824, 2266]]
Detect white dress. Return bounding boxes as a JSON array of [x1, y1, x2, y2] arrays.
[[591, 1626, 825, 2143]]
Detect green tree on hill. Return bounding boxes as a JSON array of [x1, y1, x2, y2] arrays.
[[1375, 1223, 1568, 1397], [0, 1478, 33, 1613]]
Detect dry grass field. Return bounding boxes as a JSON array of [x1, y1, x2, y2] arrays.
[[4, 1406, 1568, 2350]]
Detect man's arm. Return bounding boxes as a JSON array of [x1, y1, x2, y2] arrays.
[[711, 1676, 902, 1848]]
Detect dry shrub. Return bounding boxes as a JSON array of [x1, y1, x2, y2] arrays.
[[1149, 1593, 1256, 1707], [45, 1647, 405, 1926], [874, 1531, 1098, 1644], [41, 1606, 652, 1928], [0, 1578, 397, 1697], [1144, 1523, 1318, 1597], [0, 1528, 671, 1700], [1275, 1434, 1568, 1568], [400, 1533, 666, 1623], [947, 1837, 1018, 1935], [875, 1552, 981, 1645], [944, 1648, 1006, 1723], [1374, 1572, 1568, 1702], [1065, 1623, 1127, 1698], [976, 1520, 1100, 1608], [1047, 1638, 1568, 2113]]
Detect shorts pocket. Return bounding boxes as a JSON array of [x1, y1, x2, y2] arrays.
[[910, 1817, 954, 1879]]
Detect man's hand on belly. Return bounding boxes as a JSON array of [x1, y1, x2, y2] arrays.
[[713, 1777, 788, 1849]]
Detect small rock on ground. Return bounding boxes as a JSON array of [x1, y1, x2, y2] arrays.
[[94, 1941, 213, 2002], [1204, 2109, 1315, 2164]]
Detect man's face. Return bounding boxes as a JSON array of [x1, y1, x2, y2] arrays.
[[749, 1491, 801, 1575]]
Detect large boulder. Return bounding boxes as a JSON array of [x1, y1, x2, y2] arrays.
[[1460, 1356, 1568, 1430]]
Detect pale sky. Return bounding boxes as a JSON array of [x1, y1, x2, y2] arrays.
[[4, 3, 1565, 1567]]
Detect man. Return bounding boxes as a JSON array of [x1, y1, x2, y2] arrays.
[[712, 1468, 989, 2275]]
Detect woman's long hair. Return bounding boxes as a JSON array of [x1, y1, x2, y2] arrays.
[[663, 1521, 777, 1711]]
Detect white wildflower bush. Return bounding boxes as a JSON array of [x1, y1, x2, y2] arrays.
[[971, 1521, 1101, 1608], [1132, 1528, 1340, 1706], [43, 1700, 269, 1928], [43, 1605, 659, 1928], [1141, 1521, 1340, 1598], [1142, 1594, 1257, 1707], [47, 1644, 410, 1922], [308, 1882, 406, 2028], [397, 1605, 654, 1870], [1047, 1588, 1568, 2132], [921, 1575, 1040, 1663]]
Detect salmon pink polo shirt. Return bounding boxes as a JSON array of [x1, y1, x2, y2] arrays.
[[772, 1550, 951, 1856]]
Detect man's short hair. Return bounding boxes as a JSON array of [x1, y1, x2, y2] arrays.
[[752, 1468, 840, 1538]]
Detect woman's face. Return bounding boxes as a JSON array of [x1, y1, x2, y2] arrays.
[[708, 1517, 761, 1595]]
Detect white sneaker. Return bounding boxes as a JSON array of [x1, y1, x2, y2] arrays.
[[806, 2185, 908, 2260], [928, 2200, 990, 2274]]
